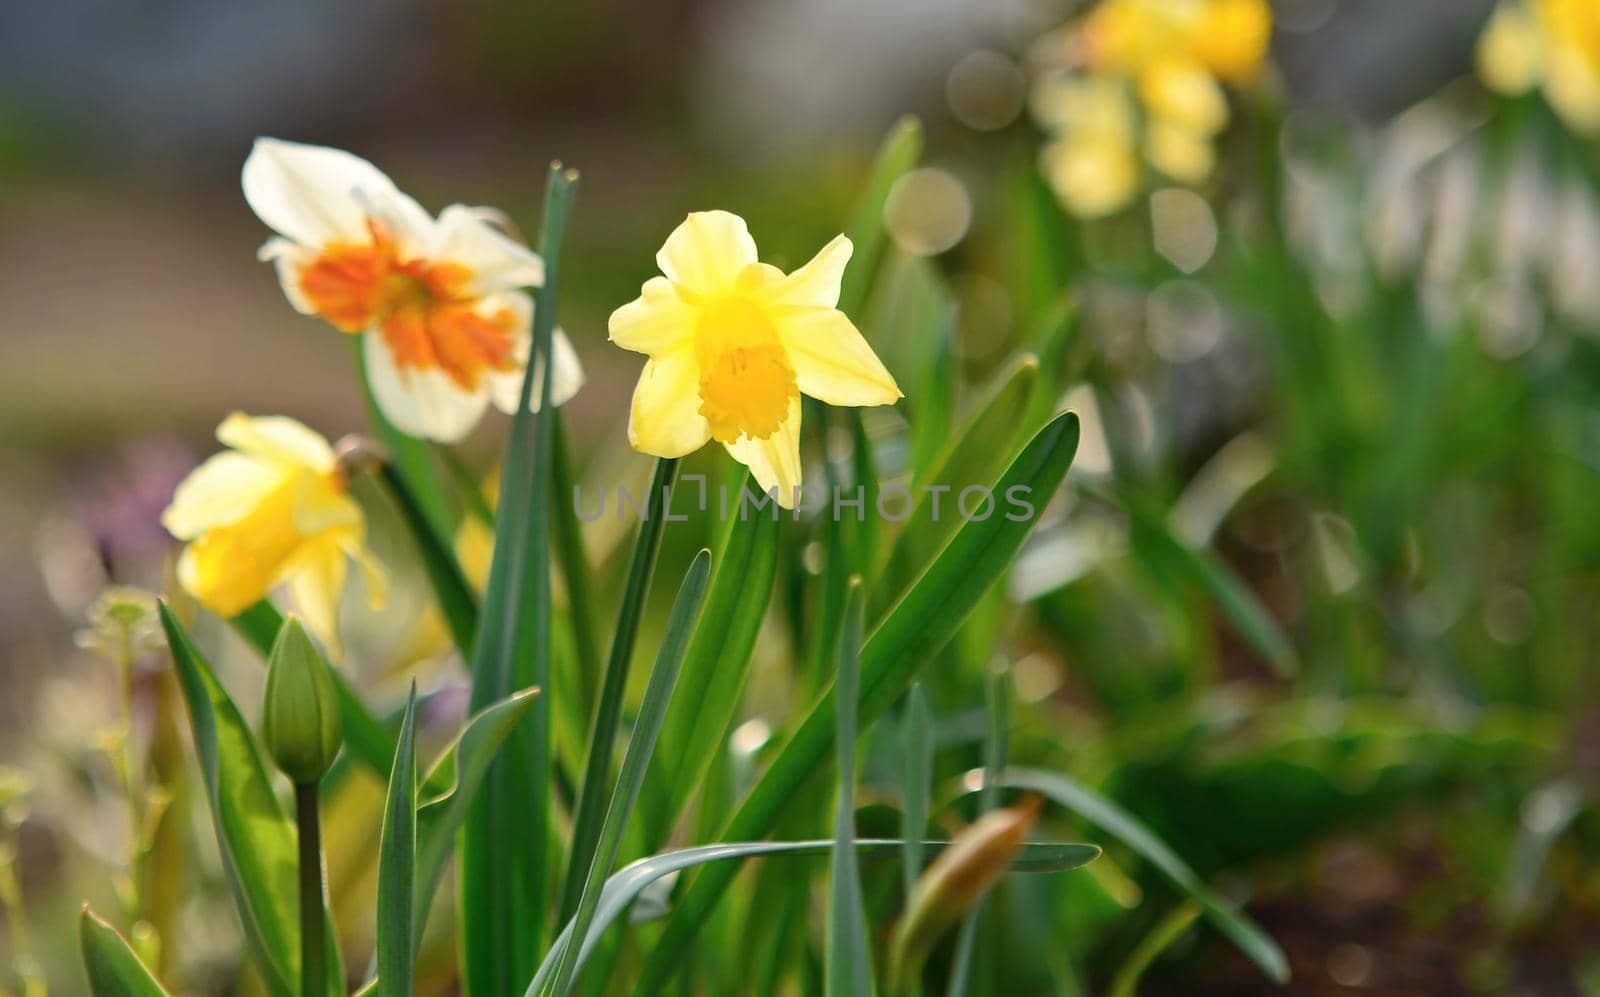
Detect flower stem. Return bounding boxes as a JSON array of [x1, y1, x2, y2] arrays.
[[294, 782, 324, 997]]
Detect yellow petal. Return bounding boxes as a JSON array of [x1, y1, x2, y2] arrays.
[[724, 395, 803, 508], [772, 307, 901, 406], [609, 276, 698, 356], [217, 412, 337, 473], [1479, 2, 1545, 95], [1040, 132, 1141, 219], [627, 348, 712, 458], [655, 211, 759, 297], [162, 452, 286, 539], [1145, 121, 1217, 184], [287, 541, 347, 658], [1191, 0, 1272, 84], [1139, 57, 1229, 136], [1545, 47, 1600, 133], [762, 234, 853, 309], [291, 476, 363, 536]]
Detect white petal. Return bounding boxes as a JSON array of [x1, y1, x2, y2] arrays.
[[627, 349, 712, 458], [217, 412, 337, 471], [432, 204, 545, 293], [725, 395, 803, 508], [242, 137, 432, 249], [487, 327, 586, 414], [258, 237, 317, 314], [655, 210, 759, 297], [162, 452, 286, 538], [364, 329, 492, 444]]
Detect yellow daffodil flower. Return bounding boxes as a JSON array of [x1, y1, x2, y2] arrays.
[[1479, 0, 1600, 135], [1030, 0, 1271, 217], [609, 211, 902, 507], [162, 413, 383, 649], [242, 138, 584, 443]]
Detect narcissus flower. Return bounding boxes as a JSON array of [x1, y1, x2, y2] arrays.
[[243, 138, 583, 443], [1030, 0, 1271, 217], [610, 211, 901, 507], [1478, 0, 1600, 135], [162, 413, 383, 648]]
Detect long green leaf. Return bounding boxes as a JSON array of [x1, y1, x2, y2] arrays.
[[826, 580, 872, 996], [550, 412, 602, 720], [839, 115, 924, 318], [230, 600, 396, 778], [999, 767, 1289, 984], [376, 686, 418, 997], [1109, 902, 1202, 997], [160, 602, 342, 997], [643, 480, 780, 846], [638, 412, 1081, 990], [79, 906, 170, 997], [414, 687, 540, 954], [946, 669, 1013, 996], [560, 456, 680, 922], [544, 549, 711, 996], [462, 162, 577, 994], [378, 462, 479, 654], [529, 838, 1097, 996], [901, 683, 932, 903]]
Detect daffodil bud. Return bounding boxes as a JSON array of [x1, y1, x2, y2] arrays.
[[261, 616, 343, 784], [889, 796, 1043, 992]]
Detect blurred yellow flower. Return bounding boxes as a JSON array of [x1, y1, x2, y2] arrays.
[[162, 413, 383, 648], [243, 138, 584, 443], [1030, 0, 1271, 217], [1479, 0, 1600, 134], [610, 211, 901, 507]]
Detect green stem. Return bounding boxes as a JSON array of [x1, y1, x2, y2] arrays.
[[558, 455, 680, 923], [294, 782, 324, 997]]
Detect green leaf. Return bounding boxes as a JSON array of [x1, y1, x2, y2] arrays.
[[377, 462, 479, 655], [229, 600, 396, 778], [643, 484, 780, 847], [414, 687, 540, 954], [875, 354, 1041, 618], [550, 412, 602, 722], [638, 412, 1081, 991], [1109, 901, 1202, 997], [462, 162, 578, 994], [998, 767, 1289, 985], [901, 683, 932, 904], [79, 906, 170, 997], [827, 580, 873, 997], [839, 115, 923, 319], [159, 602, 342, 997], [560, 456, 680, 923], [544, 549, 712, 997], [946, 669, 1013, 996], [377, 685, 418, 997], [530, 838, 1098, 995]]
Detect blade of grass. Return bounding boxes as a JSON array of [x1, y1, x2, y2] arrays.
[[550, 411, 602, 720], [901, 683, 932, 904], [826, 580, 872, 997], [637, 412, 1080, 991], [461, 162, 578, 996], [229, 599, 395, 778], [559, 456, 680, 923], [80, 906, 170, 997], [643, 484, 780, 848], [375, 462, 479, 654], [532, 839, 1098, 995], [544, 549, 712, 996], [946, 669, 1013, 996], [998, 767, 1288, 984], [376, 685, 418, 997], [1109, 902, 1202, 997], [160, 602, 342, 997], [838, 115, 923, 319]]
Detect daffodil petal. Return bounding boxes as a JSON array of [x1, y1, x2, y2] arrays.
[[656, 210, 759, 297], [291, 477, 363, 536], [217, 412, 338, 472], [287, 541, 347, 658], [478, 291, 583, 414], [761, 234, 853, 309], [341, 533, 388, 610], [258, 237, 319, 315], [242, 138, 432, 250], [609, 276, 698, 356], [627, 348, 712, 458], [773, 307, 901, 406], [364, 328, 492, 444], [432, 204, 546, 293], [724, 395, 803, 508], [161, 452, 286, 538]]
